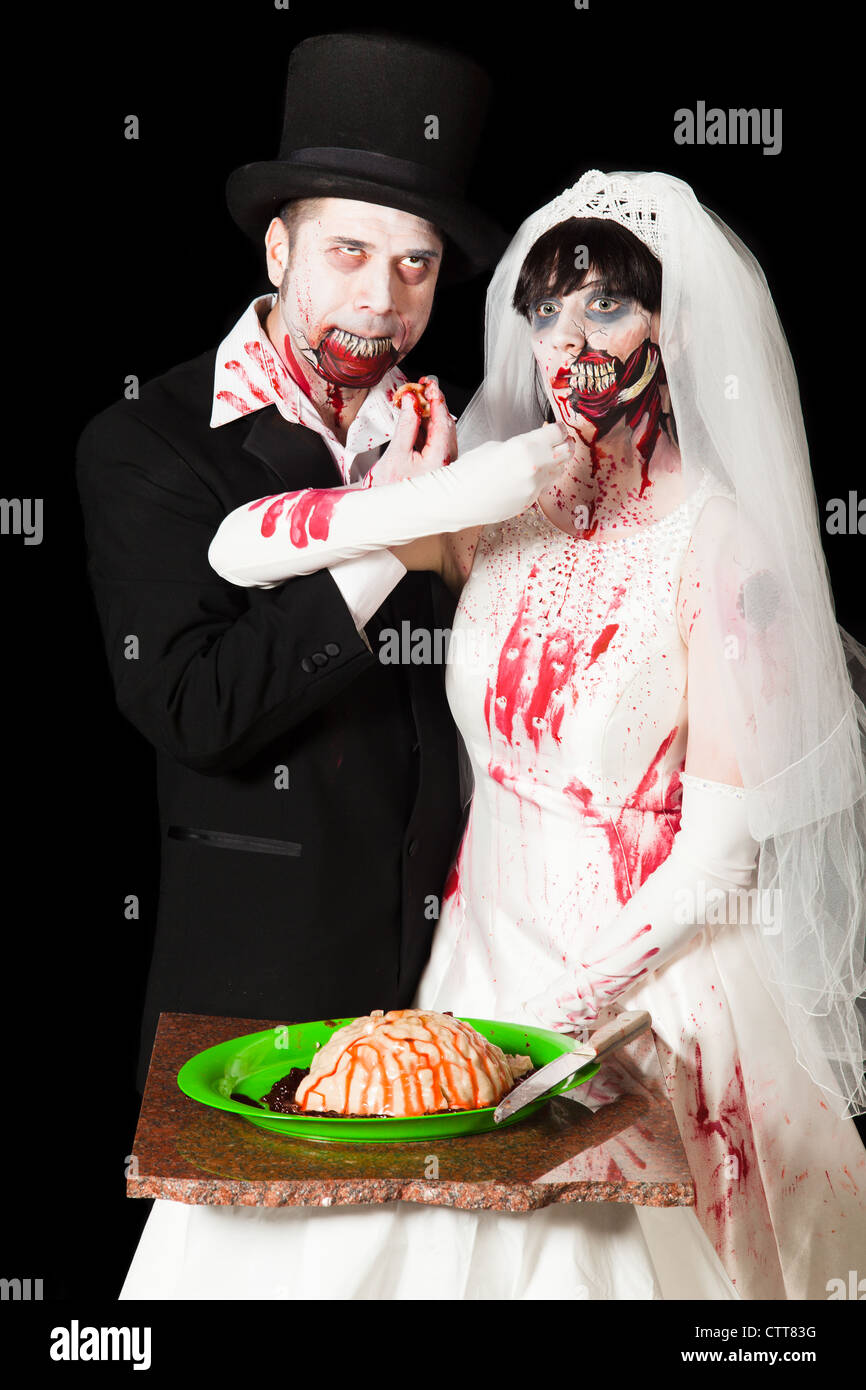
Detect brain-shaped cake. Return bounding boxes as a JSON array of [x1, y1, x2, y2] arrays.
[[294, 1009, 532, 1116]]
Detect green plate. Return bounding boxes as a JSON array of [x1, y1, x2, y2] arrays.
[[177, 1016, 601, 1143]]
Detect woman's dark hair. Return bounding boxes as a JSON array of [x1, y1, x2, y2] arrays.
[[512, 217, 661, 320]]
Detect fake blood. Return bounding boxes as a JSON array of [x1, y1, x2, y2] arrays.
[[216, 389, 254, 416], [579, 500, 599, 539], [563, 775, 634, 904], [491, 579, 536, 743], [287, 491, 341, 546], [245, 339, 289, 400], [585, 623, 619, 669], [632, 727, 679, 807], [483, 683, 493, 738], [694, 1043, 727, 1141], [688, 1040, 756, 1249], [257, 489, 342, 544], [326, 381, 345, 430], [485, 567, 625, 747], [315, 330, 397, 388], [523, 630, 577, 748], [224, 360, 271, 405], [442, 860, 460, 903], [562, 726, 681, 906], [282, 334, 314, 400]]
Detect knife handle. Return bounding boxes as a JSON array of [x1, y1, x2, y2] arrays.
[[584, 1010, 652, 1062]]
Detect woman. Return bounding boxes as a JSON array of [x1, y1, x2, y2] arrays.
[[124, 171, 866, 1300]]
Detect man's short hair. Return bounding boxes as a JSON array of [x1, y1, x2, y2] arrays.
[[278, 197, 326, 240]]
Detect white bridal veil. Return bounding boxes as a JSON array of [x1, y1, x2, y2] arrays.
[[457, 169, 866, 1117]]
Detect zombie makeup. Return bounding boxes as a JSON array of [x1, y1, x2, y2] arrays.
[[306, 326, 399, 388], [281, 287, 402, 393], [269, 202, 442, 404], [532, 279, 664, 461]]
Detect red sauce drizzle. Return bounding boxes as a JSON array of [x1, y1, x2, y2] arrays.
[[299, 1013, 516, 1116]]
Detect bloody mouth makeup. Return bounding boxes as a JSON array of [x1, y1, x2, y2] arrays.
[[303, 327, 399, 388], [550, 338, 661, 435], [266, 201, 442, 408], [533, 277, 665, 461]]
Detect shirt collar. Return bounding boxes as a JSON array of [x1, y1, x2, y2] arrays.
[[210, 295, 406, 442]]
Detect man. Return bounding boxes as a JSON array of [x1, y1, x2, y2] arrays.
[[76, 32, 505, 1094]]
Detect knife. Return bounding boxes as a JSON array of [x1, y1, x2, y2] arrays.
[[493, 1009, 652, 1123]]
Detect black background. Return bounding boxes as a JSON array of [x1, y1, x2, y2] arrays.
[[3, 0, 863, 1321]]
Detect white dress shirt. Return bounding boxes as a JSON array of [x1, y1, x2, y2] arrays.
[[210, 294, 407, 634]]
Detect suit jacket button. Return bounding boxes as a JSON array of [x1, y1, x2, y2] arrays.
[[407, 838, 419, 857], [324, 642, 341, 657], [312, 651, 328, 667], [301, 657, 315, 673]]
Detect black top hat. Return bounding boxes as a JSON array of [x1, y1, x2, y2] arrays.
[[226, 32, 506, 283]]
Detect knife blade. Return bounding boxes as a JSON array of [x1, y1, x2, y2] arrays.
[[493, 1009, 652, 1123]]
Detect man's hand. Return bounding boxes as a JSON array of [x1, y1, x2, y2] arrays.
[[369, 377, 457, 486]]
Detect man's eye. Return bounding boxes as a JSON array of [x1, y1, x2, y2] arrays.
[[335, 246, 364, 258], [402, 256, 425, 268]]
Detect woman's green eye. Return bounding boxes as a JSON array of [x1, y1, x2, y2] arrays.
[[536, 302, 557, 316]]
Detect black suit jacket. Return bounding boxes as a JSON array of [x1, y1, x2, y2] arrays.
[[76, 347, 464, 1092]]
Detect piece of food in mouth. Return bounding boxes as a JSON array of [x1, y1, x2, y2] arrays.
[[392, 381, 432, 417], [293, 1009, 533, 1117]]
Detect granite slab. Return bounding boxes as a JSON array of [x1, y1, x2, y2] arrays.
[[126, 1012, 695, 1211]]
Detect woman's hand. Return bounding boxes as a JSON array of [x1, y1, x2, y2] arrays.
[[520, 962, 603, 1033], [513, 776, 759, 1039], [418, 422, 571, 527], [389, 420, 572, 584]]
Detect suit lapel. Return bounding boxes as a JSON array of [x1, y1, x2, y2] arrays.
[[241, 407, 343, 491]]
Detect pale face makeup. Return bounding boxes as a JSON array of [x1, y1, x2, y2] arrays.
[[264, 200, 443, 418]]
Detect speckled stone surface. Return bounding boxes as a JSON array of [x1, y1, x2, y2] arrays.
[[127, 1012, 695, 1210]]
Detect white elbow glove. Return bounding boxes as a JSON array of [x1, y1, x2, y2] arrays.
[[208, 424, 570, 586], [521, 774, 760, 1032]]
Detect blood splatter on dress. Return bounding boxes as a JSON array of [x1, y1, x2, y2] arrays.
[[119, 466, 866, 1301], [417, 467, 866, 1299]]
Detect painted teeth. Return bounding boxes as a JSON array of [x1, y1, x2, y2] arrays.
[[569, 360, 617, 394], [332, 328, 393, 358]]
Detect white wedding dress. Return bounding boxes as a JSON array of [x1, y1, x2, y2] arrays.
[[120, 468, 866, 1300]]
